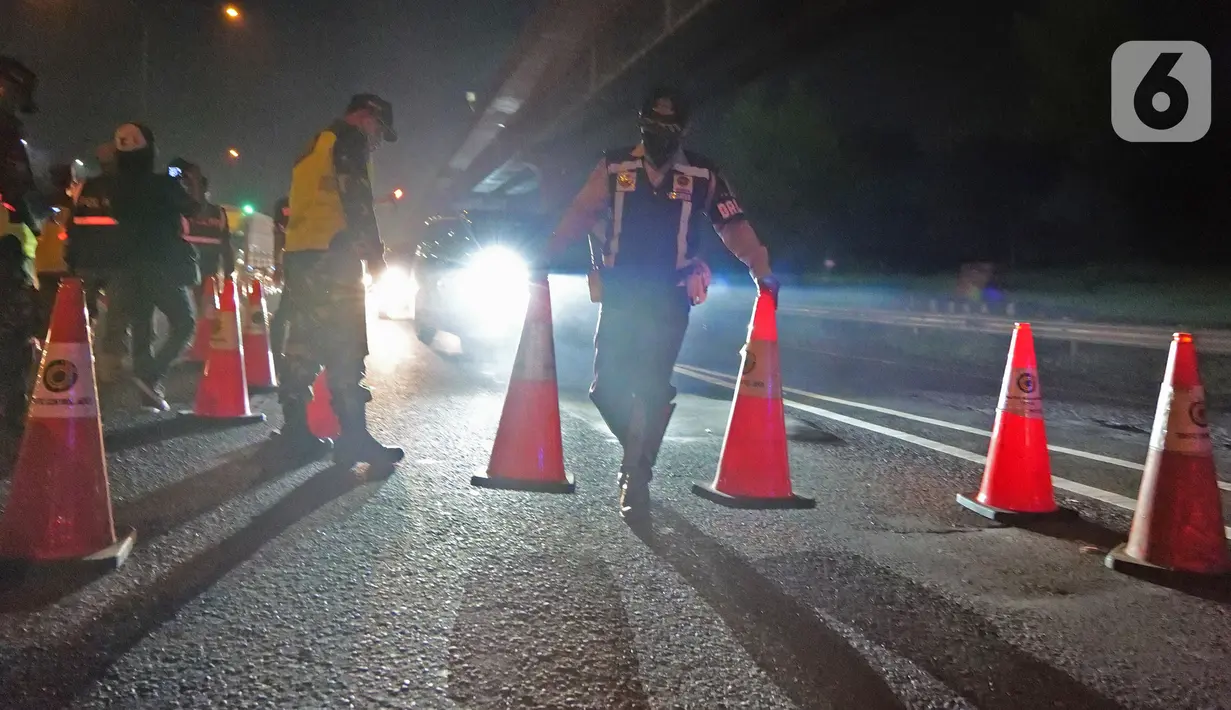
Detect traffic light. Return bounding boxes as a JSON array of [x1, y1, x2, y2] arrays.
[[241, 203, 255, 216]]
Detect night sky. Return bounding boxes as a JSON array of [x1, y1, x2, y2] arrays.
[[3, 0, 537, 214]]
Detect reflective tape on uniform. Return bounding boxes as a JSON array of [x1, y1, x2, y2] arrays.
[[737, 339, 782, 400], [28, 343, 98, 419], [999, 366, 1043, 419], [1149, 385, 1212, 455], [72, 215, 118, 226], [210, 314, 240, 351]]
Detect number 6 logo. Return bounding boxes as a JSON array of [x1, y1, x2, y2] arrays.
[[1112, 41, 1211, 143]]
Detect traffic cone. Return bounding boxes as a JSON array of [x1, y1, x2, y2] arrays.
[[179, 276, 266, 424], [471, 276, 573, 493], [306, 369, 340, 439], [0, 278, 136, 570], [692, 287, 814, 508], [1106, 333, 1230, 578], [957, 323, 1069, 522], [187, 274, 219, 363], [242, 280, 278, 393]]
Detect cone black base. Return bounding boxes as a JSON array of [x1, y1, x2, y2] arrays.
[[177, 411, 267, 425], [0, 528, 136, 574], [956, 493, 1077, 524], [691, 482, 816, 509], [471, 470, 575, 494], [1104, 543, 1231, 582]]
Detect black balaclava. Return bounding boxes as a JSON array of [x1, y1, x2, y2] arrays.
[[639, 86, 689, 167], [114, 122, 156, 175]]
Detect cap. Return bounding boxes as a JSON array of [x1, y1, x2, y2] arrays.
[[346, 93, 397, 142], [639, 86, 690, 127], [0, 56, 37, 114]]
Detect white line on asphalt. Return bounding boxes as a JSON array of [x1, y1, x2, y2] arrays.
[[673, 364, 1231, 540], [675, 363, 1231, 494]]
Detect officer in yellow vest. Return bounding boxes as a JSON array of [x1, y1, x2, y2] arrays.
[[278, 94, 403, 467], [34, 164, 74, 331]]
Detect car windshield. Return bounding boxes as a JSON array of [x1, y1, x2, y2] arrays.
[[417, 219, 479, 264]]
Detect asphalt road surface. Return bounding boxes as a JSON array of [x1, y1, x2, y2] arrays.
[[1, 276, 1229, 709]]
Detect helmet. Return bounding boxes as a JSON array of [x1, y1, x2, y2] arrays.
[[0, 56, 37, 114]]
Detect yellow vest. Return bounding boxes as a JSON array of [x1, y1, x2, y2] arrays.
[[1, 205, 37, 261], [285, 127, 373, 253], [34, 212, 69, 273]]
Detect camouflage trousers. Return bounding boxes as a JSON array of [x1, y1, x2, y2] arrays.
[[278, 250, 370, 419]]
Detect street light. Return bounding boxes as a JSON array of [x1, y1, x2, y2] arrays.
[[223, 4, 241, 20], [228, 148, 240, 159]]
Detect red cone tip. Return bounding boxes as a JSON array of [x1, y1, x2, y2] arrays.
[[1168, 333, 1201, 389], [48, 277, 89, 344], [1008, 323, 1037, 368], [219, 278, 239, 312], [749, 289, 778, 342], [248, 280, 264, 302]]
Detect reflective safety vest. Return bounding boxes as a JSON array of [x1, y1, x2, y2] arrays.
[[599, 145, 724, 282], [67, 175, 126, 270], [184, 202, 230, 247], [285, 121, 373, 253], [34, 208, 69, 273]]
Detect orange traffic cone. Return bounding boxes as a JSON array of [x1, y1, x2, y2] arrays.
[[242, 280, 278, 393], [471, 276, 573, 493], [957, 323, 1069, 522], [180, 277, 266, 424], [1106, 333, 1230, 578], [0, 278, 136, 570], [187, 274, 219, 363], [692, 287, 814, 508], [307, 369, 340, 439]]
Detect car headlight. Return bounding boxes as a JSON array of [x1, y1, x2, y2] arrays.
[[370, 265, 416, 313], [456, 246, 531, 332]]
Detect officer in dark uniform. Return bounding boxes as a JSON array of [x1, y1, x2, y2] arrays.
[[69, 142, 129, 383], [0, 56, 47, 429], [545, 86, 781, 519], [278, 94, 403, 466], [171, 158, 234, 284]]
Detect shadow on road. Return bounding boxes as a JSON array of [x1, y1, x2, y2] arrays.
[[104, 413, 267, 453], [447, 550, 651, 709], [631, 505, 906, 710], [755, 542, 1129, 710], [113, 440, 321, 545], [0, 463, 388, 707]]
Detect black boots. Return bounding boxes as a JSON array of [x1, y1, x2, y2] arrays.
[[272, 399, 333, 461], [334, 400, 404, 468], [614, 399, 676, 521]]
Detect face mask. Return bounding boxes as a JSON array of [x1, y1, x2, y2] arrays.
[[640, 119, 684, 167]]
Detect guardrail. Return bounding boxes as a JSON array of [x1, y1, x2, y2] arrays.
[[778, 305, 1231, 355]]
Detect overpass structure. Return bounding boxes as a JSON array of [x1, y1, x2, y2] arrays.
[[421, 0, 911, 220]]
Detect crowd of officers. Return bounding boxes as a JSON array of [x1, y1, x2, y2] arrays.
[[2, 48, 783, 514], [0, 56, 403, 468]]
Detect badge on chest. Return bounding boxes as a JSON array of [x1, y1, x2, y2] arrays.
[[616, 171, 637, 192], [668, 173, 693, 201]]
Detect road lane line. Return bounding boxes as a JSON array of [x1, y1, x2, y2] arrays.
[[675, 363, 1231, 495], [673, 364, 1231, 539]]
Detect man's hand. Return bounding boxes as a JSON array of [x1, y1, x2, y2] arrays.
[[756, 274, 780, 308]]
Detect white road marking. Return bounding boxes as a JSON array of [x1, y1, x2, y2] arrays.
[[673, 363, 1231, 540], [674, 363, 1231, 494]]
